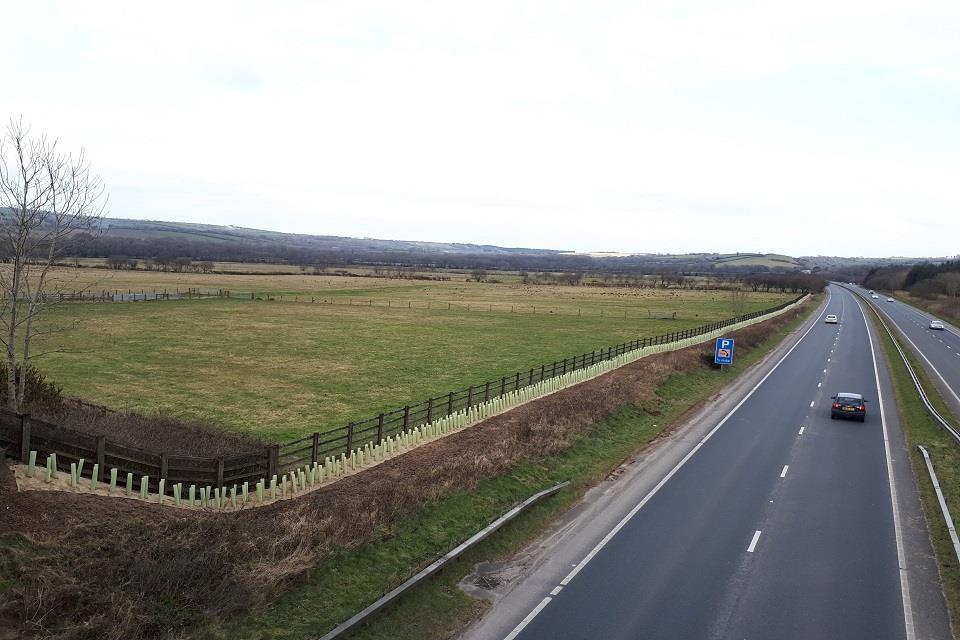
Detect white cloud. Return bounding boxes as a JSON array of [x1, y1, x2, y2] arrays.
[[2, 0, 958, 256]]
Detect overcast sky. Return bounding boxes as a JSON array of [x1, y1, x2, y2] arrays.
[[4, 1, 959, 257]]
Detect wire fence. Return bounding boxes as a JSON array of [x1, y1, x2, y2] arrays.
[[7, 287, 791, 320]]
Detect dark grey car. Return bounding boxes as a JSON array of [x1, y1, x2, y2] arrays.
[[830, 392, 867, 422]]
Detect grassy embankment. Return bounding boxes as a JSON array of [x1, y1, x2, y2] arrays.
[[869, 305, 960, 626], [214, 297, 818, 640], [33, 281, 791, 442]]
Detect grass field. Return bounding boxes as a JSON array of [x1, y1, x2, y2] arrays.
[[32, 281, 792, 443], [41, 265, 755, 308]]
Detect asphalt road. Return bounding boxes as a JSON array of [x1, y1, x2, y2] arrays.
[[461, 285, 951, 640], [851, 284, 960, 418]]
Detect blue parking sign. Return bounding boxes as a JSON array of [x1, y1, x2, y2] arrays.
[[714, 338, 735, 365]]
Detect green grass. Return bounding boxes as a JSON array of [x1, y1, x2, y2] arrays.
[[33, 289, 792, 442], [870, 307, 960, 626], [211, 298, 816, 640]]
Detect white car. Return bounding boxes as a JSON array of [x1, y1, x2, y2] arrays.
[[930, 321, 945, 331], [886, 297, 894, 302], [825, 314, 838, 324], [871, 294, 879, 299]]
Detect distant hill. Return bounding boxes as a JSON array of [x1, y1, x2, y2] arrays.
[[18, 211, 933, 275], [709, 253, 801, 270], [98, 218, 561, 255]]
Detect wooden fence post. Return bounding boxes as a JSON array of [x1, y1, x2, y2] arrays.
[[447, 392, 454, 416], [311, 432, 319, 465], [483, 381, 490, 402], [402, 406, 410, 431], [377, 413, 385, 443], [267, 445, 279, 479], [160, 453, 169, 481], [467, 386, 473, 408], [216, 458, 225, 489], [346, 422, 356, 453], [19, 415, 30, 463], [500, 377, 506, 396], [427, 397, 434, 423], [514, 372, 520, 391], [96, 436, 106, 471]]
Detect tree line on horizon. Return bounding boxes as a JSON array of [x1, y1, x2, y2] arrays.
[[863, 260, 960, 298]]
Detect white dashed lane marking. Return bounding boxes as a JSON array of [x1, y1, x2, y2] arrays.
[[747, 530, 762, 553]]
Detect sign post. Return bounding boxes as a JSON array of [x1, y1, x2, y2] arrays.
[[714, 337, 735, 371]]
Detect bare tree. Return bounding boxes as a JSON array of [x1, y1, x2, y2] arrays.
[[0, 119, 106, 412], [730, 288, 747, 317], [935, 272, 960, 298]]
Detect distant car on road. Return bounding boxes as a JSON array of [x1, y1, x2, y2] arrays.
[[871, 294, 879, 299], [831, 392, 867, 422], [930, 321, 945, 331], [886, 297, 894, 302], [825, 314, 838, 324]]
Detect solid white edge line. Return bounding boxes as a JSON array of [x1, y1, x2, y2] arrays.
[[504, 597, 553, 640], [747, 530, 762, 553], [780, 465, 789, 478], [853, 291, 916, 640], [549, 586, 563, 596], [500, 294, 826, 640], [553, 293, 828, 591]]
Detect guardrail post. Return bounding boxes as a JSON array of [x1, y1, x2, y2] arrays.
[[96, 436, 106, 471], [267, 445, 279, 479], [311, 432, 320, 465], [377, 413, 385, 443], [19, 415, 30, 463], [160, 453, 169, 481]]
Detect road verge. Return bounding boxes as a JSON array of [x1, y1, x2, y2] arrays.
[[866, 300, 960, 633]]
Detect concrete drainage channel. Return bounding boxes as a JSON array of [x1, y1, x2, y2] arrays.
[[317, 481, 570, 640]]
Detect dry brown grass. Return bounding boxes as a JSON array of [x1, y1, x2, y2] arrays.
[[0, 302, 809, 639]]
